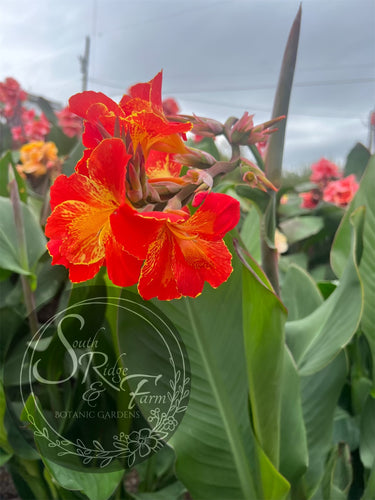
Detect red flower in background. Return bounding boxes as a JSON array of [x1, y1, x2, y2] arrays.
[[69, 71, 191, 166], [57, 106, 83, 137], [45, 138, 142, 285], [322, 174, 359, 207], [310, 158, 341, 185], [11, 109, 50, 143], [0, 77, 27, 117], [111, 192, 240, 300], [300, 190, 320, 209], [162, 97, 180, 116]]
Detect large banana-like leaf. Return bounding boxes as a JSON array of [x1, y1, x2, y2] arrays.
[[155, 249, 289, 500], [331, 154, 375, 385], [285, 208, 364, 375]]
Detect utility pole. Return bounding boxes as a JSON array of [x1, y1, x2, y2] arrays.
[[79, 36, 90, 92], [369, 109, 375, 154]]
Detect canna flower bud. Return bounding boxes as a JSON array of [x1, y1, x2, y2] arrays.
[[241, 158, 278, 192], [177, 114, 224, 138], [125, 145, 150, 206], [175, 147, 216, 169], [226, 113, 285, 146]]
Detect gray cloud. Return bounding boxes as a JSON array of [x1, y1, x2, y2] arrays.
[[0, 0, 373, 171]]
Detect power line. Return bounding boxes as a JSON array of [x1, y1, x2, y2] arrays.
[[89, 76, 375, 94], [178, 96, 368, 120]]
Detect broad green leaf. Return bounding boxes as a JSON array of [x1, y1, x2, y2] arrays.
[[130, 481, 186, 500], [0, 151, 27, 202], [0, 381, 12, 455], [279, 253, 308, 273], [332, 407, 360, 451], [285, 208, 363, 375], [279, 215, 324, 244], [62, 139, 84, 177], [362, 460, 375, 500], [240, 206, 261, 262], [279, 347, 308, 483], [0, 196, 46, 275], [47, 124, 78, 156], [319, 443, 353, 500], [277, 193, 308, 218], [281, 264, 323, 321], [7, 457, 51, 500], [155, 250, 289, 500], [300, 351, 348, 496], [235, 184, 270, 212], [344, 142, 370, 180], [360, 395, 375, 469], [44, 458, 124, 500], [331, 154, 375, 384], [0, 448, 12, 465], [35, 96, 58, 125], [239, 247, 287, 467]]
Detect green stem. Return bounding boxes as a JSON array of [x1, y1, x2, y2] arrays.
[[249, 144, 265, 171], [8, 167, 39, 336]]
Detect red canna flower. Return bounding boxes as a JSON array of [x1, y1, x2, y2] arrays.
[[110, 192, 240, 300], [145, 150, 183, 180], [69, 72, 191, 165], [45, 138, 143, 285]]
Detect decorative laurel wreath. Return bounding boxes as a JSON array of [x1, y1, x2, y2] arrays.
[[26, 357, 190, 469]]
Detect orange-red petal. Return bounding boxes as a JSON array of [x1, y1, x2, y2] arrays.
[[105, 236, 143, 287], [69, 91, 120, 119], [145, 151, 183, 180], [184, 192, 240, 241]]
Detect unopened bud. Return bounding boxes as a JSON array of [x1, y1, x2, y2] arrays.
[[175, 147, 216, 169], [226, 113, 285, 146], [183, 169, 213, 189], [241, 158, 277, 192], [178, 114, 224, 138]]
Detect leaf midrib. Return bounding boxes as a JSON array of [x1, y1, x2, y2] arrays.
[[184, 298, 257, 500]]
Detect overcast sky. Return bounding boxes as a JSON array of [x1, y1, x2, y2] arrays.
[[1, 0, 374, 171]]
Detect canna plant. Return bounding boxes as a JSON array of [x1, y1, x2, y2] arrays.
[[0, 6, 375, 500]]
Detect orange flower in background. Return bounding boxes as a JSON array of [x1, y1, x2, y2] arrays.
[[111, 192, 240, 300], [45, 138, 142, 284], [18, 141, 58, 177], [69, 71, 191, 167], [322, 174, 359, 207]]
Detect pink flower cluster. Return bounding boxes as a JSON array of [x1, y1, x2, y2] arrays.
[[11, 109, 50, 143], [0, 77, 27, 117], [300, 158, 359, 209], [0, 77, 51, 145], [56, 106, 83, 138]]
